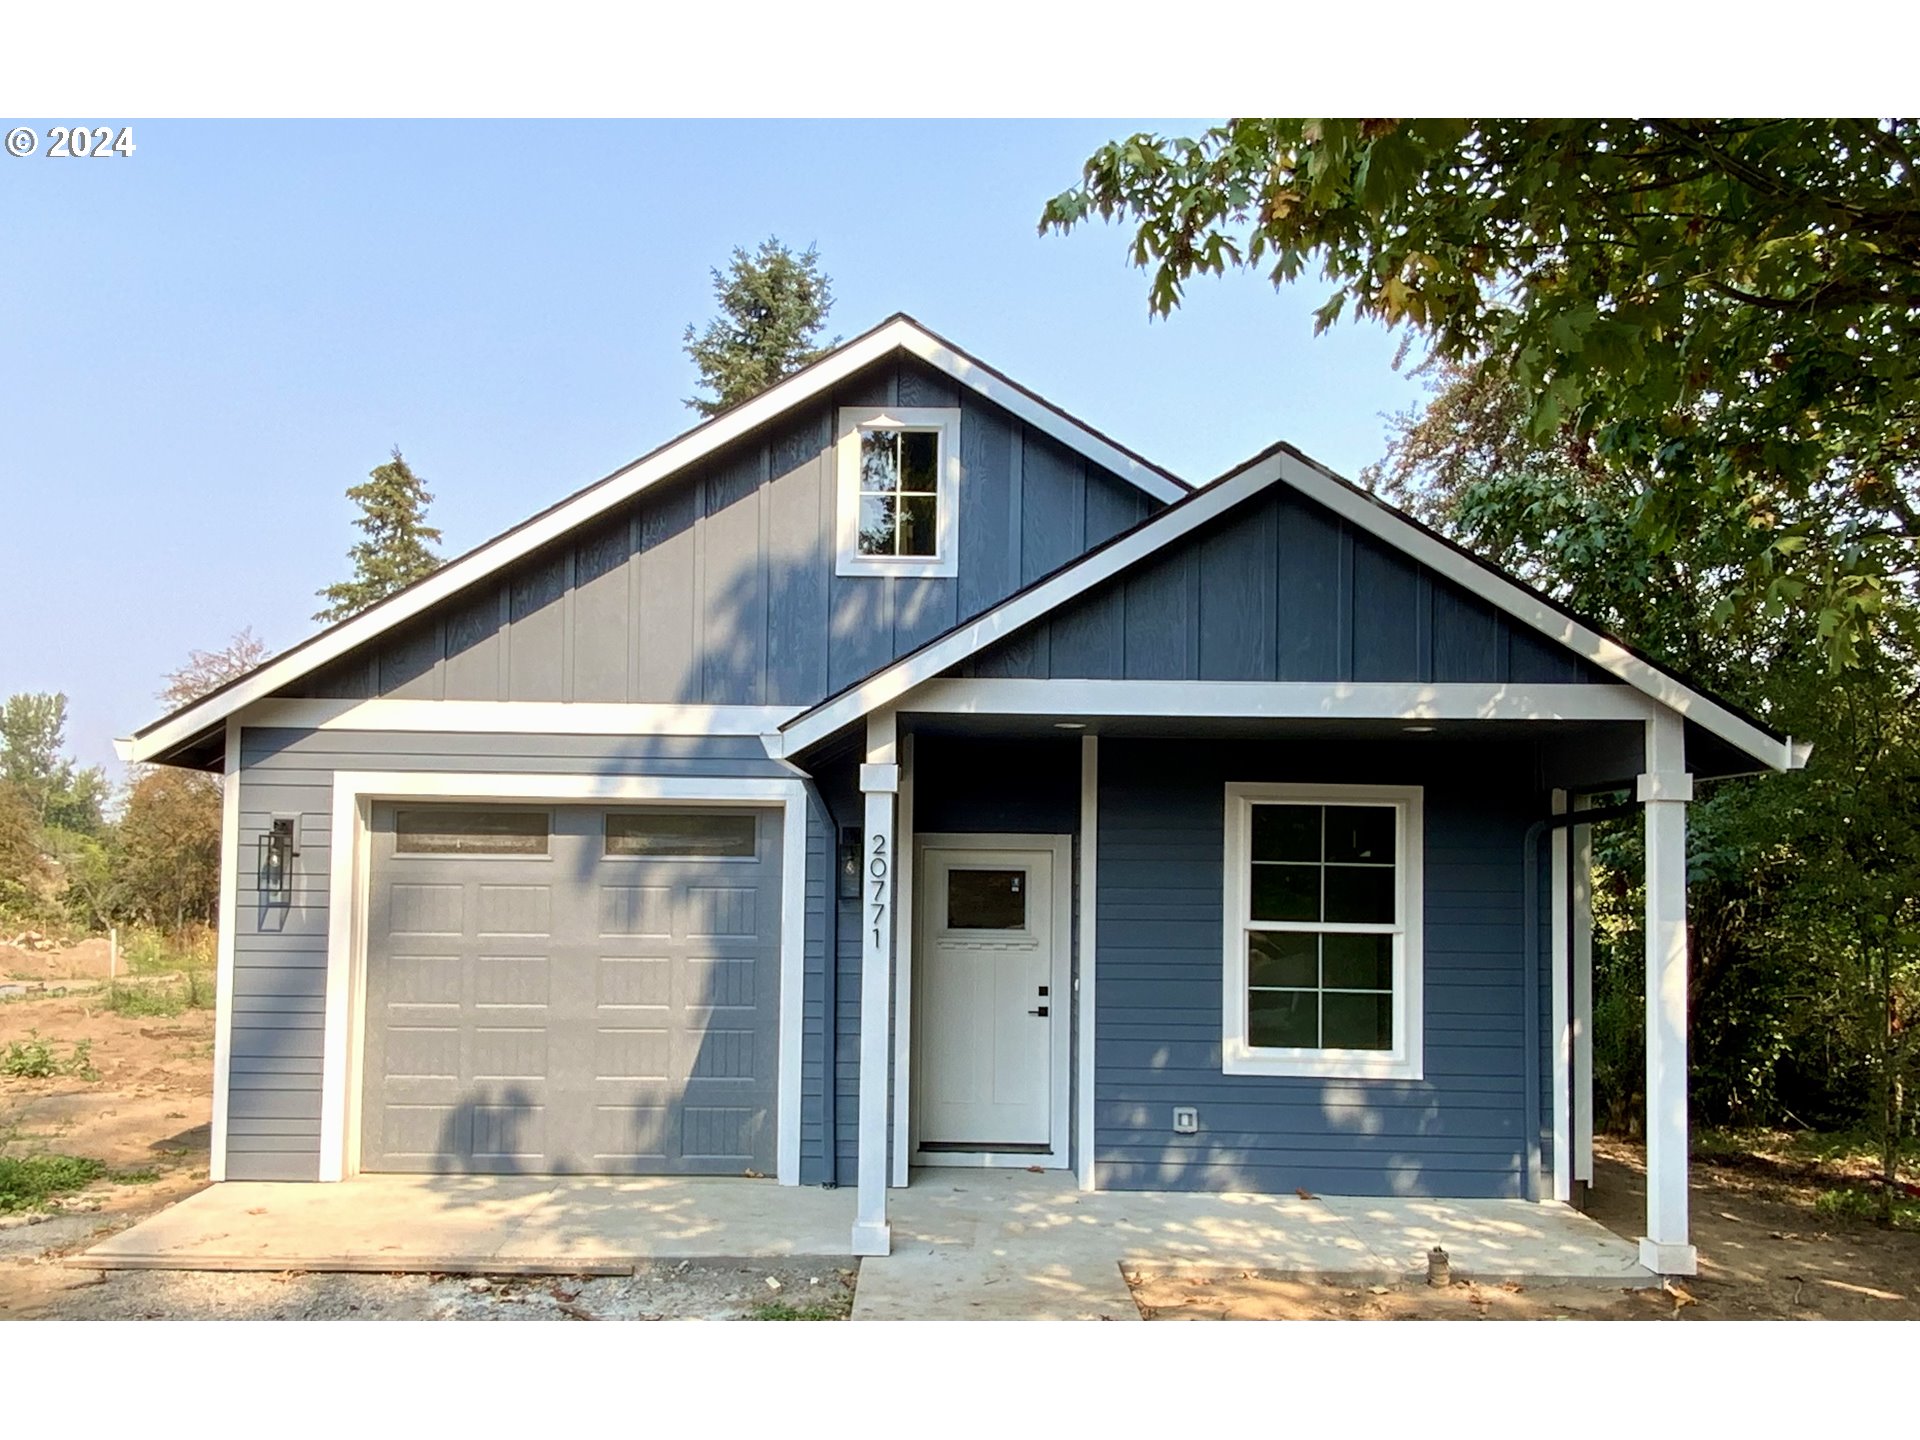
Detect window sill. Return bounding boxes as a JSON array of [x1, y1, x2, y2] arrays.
[[1223, 1043, 1422, 1082], [835, 553, 957, 580]]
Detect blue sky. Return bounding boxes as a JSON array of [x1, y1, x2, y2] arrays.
[[0, 120, 1428, 778]]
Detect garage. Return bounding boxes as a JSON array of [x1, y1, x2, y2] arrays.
[[357, 802, 782, 1175]]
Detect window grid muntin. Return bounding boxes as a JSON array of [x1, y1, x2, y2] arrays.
[[1245, 801, 1400, 1054]]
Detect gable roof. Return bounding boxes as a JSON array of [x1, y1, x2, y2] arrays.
[[773, 441, 1809, 774], [120, 314, 1191, 767]]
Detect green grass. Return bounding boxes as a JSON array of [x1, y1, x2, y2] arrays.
[[744, 1293, 853, 1321], [107, 1166, 161, 1185], [121, 926, 215, 978], [1697, 1126, 1920, 1175], [102, 970, 212, 1018], [1, 1031, 97, 1080], [0, 1153, 106, 1213], [1812, 1185, 1920, 1229]]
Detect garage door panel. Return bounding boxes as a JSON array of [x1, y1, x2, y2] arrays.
[[361, 803, 779, 1175], [596, 955, 671, 1007], [473, 955, 549, 1005], [476, 884, 551, 937], [598, 886, 671, 937], [388, 884, 464, 935]]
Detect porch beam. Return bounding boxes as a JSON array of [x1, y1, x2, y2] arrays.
[[895, 678, 1660, 724], [1639, 712, 1697, 1274], [852, 710, 898, 1257]]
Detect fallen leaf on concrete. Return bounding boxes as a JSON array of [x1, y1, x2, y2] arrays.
[[245, 1207, 266, 1216], [1295, 1187, 1315, 1200]]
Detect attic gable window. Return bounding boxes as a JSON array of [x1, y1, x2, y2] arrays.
[[836, 406, 960, 578]]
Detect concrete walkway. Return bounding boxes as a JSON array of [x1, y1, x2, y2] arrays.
[[78, 1175, 854, 1274], [853, 1171, 1651, 1319], [80, 1171, 1650, 1318]]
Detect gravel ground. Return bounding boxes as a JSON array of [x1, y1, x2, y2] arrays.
[[7, 1258, 858, 1321]]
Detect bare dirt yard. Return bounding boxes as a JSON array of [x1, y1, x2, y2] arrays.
[[11, 941, 1919, 1321], [1, 938, 215, 1317], [2, 939, 853, 1322], [1130, 1135, 1920, 1320]]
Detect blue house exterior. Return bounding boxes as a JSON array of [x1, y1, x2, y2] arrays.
[[121, 315, 1806, 1276]]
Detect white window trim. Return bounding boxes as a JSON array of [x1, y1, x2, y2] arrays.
[[1221, 781, 1424, 1081], [835, 406, 961, 579]]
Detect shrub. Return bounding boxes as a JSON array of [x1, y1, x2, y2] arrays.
[[1, 1031, 96, 1079]]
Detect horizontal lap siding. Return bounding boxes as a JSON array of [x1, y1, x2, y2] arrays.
[[963, 487, 1610, 686], [1094, 737, 1540, 1198], [226, 727, 829, 1182]]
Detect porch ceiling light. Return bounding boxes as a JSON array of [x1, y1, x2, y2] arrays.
[[1402, 724, 1436, 734], [1054, 721, 1087, 729]]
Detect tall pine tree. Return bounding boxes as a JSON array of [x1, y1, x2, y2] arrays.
[[683, 239, 837, 417], [315, 448, 444, 622]]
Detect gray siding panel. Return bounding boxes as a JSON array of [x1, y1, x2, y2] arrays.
[[1093, 737, 1544, 1198], [288, 355, 1162, 712], [967, 488, 1617, 688]]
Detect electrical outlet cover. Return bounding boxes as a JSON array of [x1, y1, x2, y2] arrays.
[[1172, 1106, 1199, 1134]]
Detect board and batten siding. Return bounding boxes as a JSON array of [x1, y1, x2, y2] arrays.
[[1093, 736, 1544, 1198], [227, 726, 835, 1183], [288, 356, 1155, 712], [959, 484, 1611, 686]]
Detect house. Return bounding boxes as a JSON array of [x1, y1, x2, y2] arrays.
[[120, 314, 1807, 1276]]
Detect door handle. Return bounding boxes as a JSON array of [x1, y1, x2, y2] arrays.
[[1028, 1005, 1049, 1017]]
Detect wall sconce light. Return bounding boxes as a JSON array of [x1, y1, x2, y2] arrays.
[[838, 826, 861, 901], [258, 816, 298, 903]]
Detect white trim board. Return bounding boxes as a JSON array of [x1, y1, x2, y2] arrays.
[[1076, 736, 1098, 1192], [120, 315, 1186, 767], [773, 448, 1805, 774], [240, 698, 803, 736], [209, 719, 241, 1182], [313, 771, 808, 1186]]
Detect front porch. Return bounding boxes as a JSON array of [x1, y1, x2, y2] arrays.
[[827, 688, 1709, 1273], [76, 1170, 1650, 1315]]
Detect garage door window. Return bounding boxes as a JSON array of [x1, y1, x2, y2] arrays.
[[604, 811, 757, 860], [394, 808, 550, 856]]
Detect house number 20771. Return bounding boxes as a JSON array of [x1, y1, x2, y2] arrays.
[[869, 833, 888, 948]]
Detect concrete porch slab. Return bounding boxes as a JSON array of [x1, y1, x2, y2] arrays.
[[852, 1171, 1652, 1318], [76, 1175, 855, 1274]]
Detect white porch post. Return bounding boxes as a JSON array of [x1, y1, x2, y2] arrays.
[[1549, 790, 1572, 1202], [852, 710, 899, 1257], [1572, 794, 1595, 1186], [1639, 712, 1697, 1274]]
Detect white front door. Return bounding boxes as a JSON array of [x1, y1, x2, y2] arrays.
[[914, 844, 1059, 1154]]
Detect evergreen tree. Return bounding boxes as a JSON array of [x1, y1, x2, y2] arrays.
[[315, 448, 444, 622], [683, 239, 837, 417]]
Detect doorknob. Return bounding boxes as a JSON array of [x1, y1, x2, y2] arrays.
[[1028, 1005, 1049, 1017]]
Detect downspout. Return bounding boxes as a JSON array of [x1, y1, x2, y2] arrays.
[[1522, 799, 1640, 1203]]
